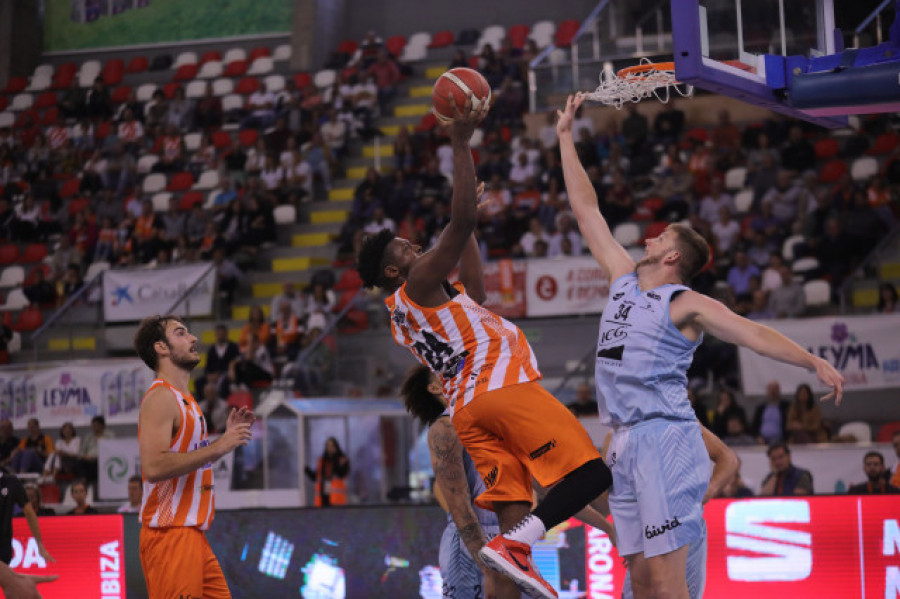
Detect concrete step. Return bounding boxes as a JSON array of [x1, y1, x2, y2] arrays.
[[292, 232, 334, 247], [270, 255, 331, 273]]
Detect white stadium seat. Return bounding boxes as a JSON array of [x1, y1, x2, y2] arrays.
[[136, 83, 157, 103], [264, 75, 285, 93], [406, 32, 432, 49], [27, 73, 52, 92], [613, 223, 641, 247], [781, 234, 805, 261], [212, 78, 234, 97], [791, 257, 820, 276], [837, 421, 871, 443], [78, 60, 102, 87], [33, 64, 54, 78], [273, 44, 292, 62], [803, 279, 831, 306], [183, 132, 202, 152], [136, 154, 159, 174], [193, 170, 220, 191], [0, 266, 25, 289], [10, 94, 33, 111], [185, 80, 207, 99], [248, 57, 274, 76], [725, 166, 747, 191], [273, 205, 296, 225], [221, 94, 244, 113], [151, 192, 172, 212], [142, 173, 167, 195], [223, 48, 247, 65], [1, 288, 29, 311], [197, 61, 223, 80], [314, 69, 336, 89], [0, 112, 14, 128], [734, 188, 754, 213], [850, 156, 878, 182], [172, 51, 198, 69]]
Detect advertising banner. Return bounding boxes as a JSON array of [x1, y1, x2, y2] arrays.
[[525, 256, 610, 317], [738, 315, 900, 395], [11, 515, 126, 599], [481, 259, 527, 319], [99, 436, 233, 500], [102, 263, 216, 322], [0, 360, 150, 428]]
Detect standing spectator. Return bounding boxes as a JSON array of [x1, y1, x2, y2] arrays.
[[212, 247, 246, 309], [85, 76, 112, 120], [66, 480, 98, 515], [76, 416, 114, 488], [847, 451, 900, 494], [759, 443, 813, 496], [304, 437, 349, 507], [781, 125, 816, 173], [752, 381, 789, 444], [566, 383, 598, 416], [620, 103, 648, 157], [653, 100, 685, 145], [0, 471, 54, 564], [768, 265, 806, 318], [290, 312, 333, 396], [711, 109, 740, 151], [0, 420, 19, 469], [59, 80, 86, 120], [197, 383, 230, 435], [786, 383, 828, 443], [205, 324, 241, 383], [57, 264, 85, 306], [365, 50, 401, 116], [890, 430, 900, 488], [320, 109, 348, 163], [24, 483, 55, 516], [878, 282, 898, 314], [117, 475, 143, 513], [10, 419, 54, 475]]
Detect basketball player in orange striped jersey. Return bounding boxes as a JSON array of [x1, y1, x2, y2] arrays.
[[134, 315, 254, 599], [357, 94, 611, 599]]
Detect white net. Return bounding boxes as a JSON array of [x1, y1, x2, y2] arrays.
[[583, 59, 694, 109]]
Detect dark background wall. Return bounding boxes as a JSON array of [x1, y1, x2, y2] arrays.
[[0, 0, 43, 86]]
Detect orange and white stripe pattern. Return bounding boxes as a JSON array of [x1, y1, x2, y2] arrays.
[[139, 379, 214, 530], [386, 282, 541, 414]]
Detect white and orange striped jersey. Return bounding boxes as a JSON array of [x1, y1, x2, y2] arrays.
[[139, 379, 215, 530], [386, 281, 541, 414]]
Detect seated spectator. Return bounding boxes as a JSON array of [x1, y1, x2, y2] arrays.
[[878, 282, 898, 314], [320, 109, 348, 162], [59, 80, 86, 120], [697, 178, 734, 225], [195, 82, 223, 131], [602, 169, 634, 229], [760, 442, 813, 496], [752, 381, 789, 444], [11, 194, 44, 243], [653, 100, 685, 145], [229, 333, 274, 389], [75, 416, 114, 487], [24, 483, 55, 516], [780, 125, 815, 174], [290, 312, 332, 396], [243, 81, 277, 129], [786, 383, 828, 443], [153, 124, 185, 173], [722, 414, 757, 447], [307, 283, 335, 316], [23, 268, 56, 306], [239, 305, 271, 353], [187, 134, 217, 180], [812, 217, 855, 286], [566, 383, 598, 416], [66, 480, 98, 515], [167, 86, 193, 132], [362, 206, 396, 235], [86, 76, 112, 120], [548, 212, 584, 258], [710, 389, 747, 438], [10, 418, 54, 475], [0, 419, 19, 468], [519, 217, 550, 257], [204, 324, 241, 385], [144, 89, 169, 133], [717, 460, 755, 498], [727, 251, 760, 298], [302, 131, 332, 193], [118, 475, 143, 514], [42, 422, 80, 481], [847, 451, 900, 494], [212, 247, 246, 309], [197, 382, 230, 435], [116, 108, 144, 153], [746, 289, 773, 321], [711, 206, 741, 255], [768, 265, 806, 318]]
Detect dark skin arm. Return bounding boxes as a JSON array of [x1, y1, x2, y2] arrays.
[[405, 97, 487, 307], [456, 183, 488, 304]]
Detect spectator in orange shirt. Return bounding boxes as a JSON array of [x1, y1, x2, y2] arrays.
[[273, 300, 302, 361], [239, 305, 271, 352], [10, 419, 54, 475]]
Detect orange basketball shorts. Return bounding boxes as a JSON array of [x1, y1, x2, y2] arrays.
[[140, 526, 231, 599], [452, 381, 600, 510]]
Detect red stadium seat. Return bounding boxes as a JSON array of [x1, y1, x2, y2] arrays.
[[0, 97, 6, 112], [126, 56, 149, 74], [94, 121, 113, 140], [173, 64, 198, 82], [179, 192, 204, 211], [167, 172, 194, 192], [224, 60, 248, 78], [34, 92, 57, 110], [103, 59, 124, 86], [867, 132, 899, 156], [686, 127, 708, 144], [52, 63, 77, 89], [508, 24, 530, 49], [39, 107, 59, 126], [468, 55, 480, 69], [111, 85, 132, 103], [249, 47, 271, 62], [25, 264, 51, 286], [293, 72, 312, 88], [428, 30, 454, 48], [238, 129, 258, 147], [4, 77, 26, 94], [640, 221, 669, 243], [67, 197, 90, 217], [60, 178, 81, 198], [634, 197, 664, 221], [21, 243, 47, 263], [334, 268, 362, 292], [385, 36, 406, 57], [819, 159, 847, 184], [39, 483, 60, 504], [415, 112, 437, 132], [200, 50, 222, 64], [162, 83, 179, 99], [814, 138, 839, 160], [341, 67, 358, 81], [336, 40, 358, 55], [0, 245, 18, 265], [877, 421, 900, 443], [212, 131, 231, 149], [14, 307, 43, 332], [227, 390, 254, 410], [554, 19, 581, 47], [235, 77, 260, 95]]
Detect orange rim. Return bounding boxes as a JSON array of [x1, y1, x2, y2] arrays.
[[616, 61, 676, 78]]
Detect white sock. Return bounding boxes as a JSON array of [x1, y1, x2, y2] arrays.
[[502, 514, 546, 546]]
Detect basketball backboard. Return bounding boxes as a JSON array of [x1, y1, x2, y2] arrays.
[[671, 0, 900, 128]]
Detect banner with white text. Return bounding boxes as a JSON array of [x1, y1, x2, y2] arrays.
[[525, 256, 610, 317], [0, 360, 151, 428], [102, 263, 216, 322], [738, 315, 900, 395]]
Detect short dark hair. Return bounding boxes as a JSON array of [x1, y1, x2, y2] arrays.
[[133, 315, 181, 371], [91, 415, 106, 427], [863, 451, 884, 464], [767, 442, 790, 457], [400, 365, 446, 426], [668, 223, 710, 283], [128, 475, 142, 484], [357, 229, 396, 289], [71, 479, 88, 492]]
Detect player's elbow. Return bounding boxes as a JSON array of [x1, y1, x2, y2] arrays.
[[469, 288, 487, 305]]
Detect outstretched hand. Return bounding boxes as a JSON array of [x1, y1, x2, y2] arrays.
[[814, 358, 845, 405], [444, 93, 489, 143], [228, 406, 256, 427], [556, 93, 586, 137]]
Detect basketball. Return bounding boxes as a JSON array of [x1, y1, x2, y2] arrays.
[[431, 67, 492, 124]]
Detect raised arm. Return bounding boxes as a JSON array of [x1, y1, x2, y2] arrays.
[[22, 503, 54, 563], [673, 291, 844, 404], [428, 418, 489, 563], [557, 94, 634, 282], [456, 183, 488, 304], [138, 386, 252, 483], [406, 99, 487, 301], [700, 425, 739, 503]]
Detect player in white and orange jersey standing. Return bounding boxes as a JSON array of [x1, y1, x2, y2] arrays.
[[356, 96, 611, 599], [133, 315, 254, 599]]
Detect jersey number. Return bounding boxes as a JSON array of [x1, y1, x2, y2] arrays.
[[614, 304, 632, 321], [414, 331, 455, 372]]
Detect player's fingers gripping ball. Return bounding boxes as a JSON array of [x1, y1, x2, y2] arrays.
[[432, 67, 492, 124]]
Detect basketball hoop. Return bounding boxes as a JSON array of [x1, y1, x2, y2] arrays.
[[583, 59, 693, 109]]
